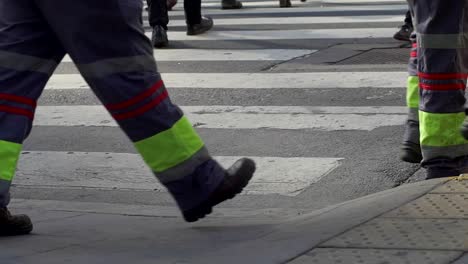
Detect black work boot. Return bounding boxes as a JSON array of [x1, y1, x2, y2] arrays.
[[221, 0, 243, 9], [151, 25, 169, 48], [187, 16, 214, 36], [393, 24, 413, 42], [167, 0, 177, 10], [400, 141, 423, 164], [279, 0, 291, 7], [183, 158, 256, 222], [425, 157, 465, 180], [0, 208, 33, 236]]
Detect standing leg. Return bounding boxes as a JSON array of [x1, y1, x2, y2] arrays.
[[404, 10, 412, 26], [0, 0, 66, 235], [411, 0, 468, 179], [147, 0, 169, 48], [394, 9, 413, 41], [36, 0, 255, 222], [185, 0, 214, 36], [400, 31, 422, 162]]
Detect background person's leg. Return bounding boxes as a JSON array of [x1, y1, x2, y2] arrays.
[[147, 0, 169, 47], [184, 0, 214, 36], [401, 32, 422, 163]]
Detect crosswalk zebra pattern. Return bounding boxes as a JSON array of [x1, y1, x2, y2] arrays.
[[15, 0, 410, 198]]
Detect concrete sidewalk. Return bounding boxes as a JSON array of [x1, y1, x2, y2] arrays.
[[3, 177, 468, 263]]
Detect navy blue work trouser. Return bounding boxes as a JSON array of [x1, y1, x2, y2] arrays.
[[0, 0, 224, 211]]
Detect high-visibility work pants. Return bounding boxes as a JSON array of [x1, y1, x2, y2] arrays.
[[403, 32, 419, 148], [0, 0, 224, 210], [407, 0, 468, 176]]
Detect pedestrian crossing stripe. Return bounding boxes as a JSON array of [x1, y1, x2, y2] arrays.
[[147, 4, 408, 16], [144, 28, 397, 40], [62, 49, 317, 63], [160, 15, 403, 27], [45, 72, 408, 90], [201, 0, 303, 7], [33, 105, 407, 131], [322, 0, 405, 4], [15, 151, 343, 196], [17, 2, 409, 199]]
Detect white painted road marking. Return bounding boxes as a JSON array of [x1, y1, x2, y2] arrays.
[[145, 5, 408, 16], [62, 49, 317, 63], [33, 105, 407, 130], [160, 15, 403, 27], [146, 28, 397, 41], [201, 0, 301, 7], [322, 0, 405, 4], [46, 72, 407, 90], [15, 151, 343, 196]]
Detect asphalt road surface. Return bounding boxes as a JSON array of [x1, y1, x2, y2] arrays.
[[12, 0, 419, 217]]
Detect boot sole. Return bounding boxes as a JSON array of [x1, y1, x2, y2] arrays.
[[0, 223, 33, 236], [153, 41, 169, 48], [221, 4, 243, 9], [393, 34, 410, 42], [187, 26, 213, 36], [183, 159, 255, 222], [153, 42, 169, 48]]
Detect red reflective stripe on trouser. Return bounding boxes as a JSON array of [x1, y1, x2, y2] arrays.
[[0, 93, 36, 107], [112, 90, 169, 120], [105, 80, 164, 111], [420, 83, 466, 91], [0, 105, 34, 119], [419, 72, 468, 80]]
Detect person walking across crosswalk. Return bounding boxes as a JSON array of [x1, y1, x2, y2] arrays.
[[0, 0, 255, 236]]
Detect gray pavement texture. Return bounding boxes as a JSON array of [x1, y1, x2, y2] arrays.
[[7, 177, 468, 264]]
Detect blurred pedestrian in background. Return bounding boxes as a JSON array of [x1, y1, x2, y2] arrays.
[[393, 10, 413, 41], [147, 0, 214, 48]]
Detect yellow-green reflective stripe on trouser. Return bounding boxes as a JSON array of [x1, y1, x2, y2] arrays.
[[406, 76, 419, 109], [135, 116, 210, 183], [420, 111, 468, 160], [403, 76, 420, 145], [0, 140, 22, 207]]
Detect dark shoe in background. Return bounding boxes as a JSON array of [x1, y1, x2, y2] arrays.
[[167, 0, 178, 11], [221, 0, 243, 9], [183, 158, 256, 222], [151, 25, 169, 48], [187, 16, 214, 36], [393, 24, 413, 42], [0, 207, 33, 236], [279, 0, 291, 7]]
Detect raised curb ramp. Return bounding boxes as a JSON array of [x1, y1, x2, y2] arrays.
[[4, 177, 468, 263]]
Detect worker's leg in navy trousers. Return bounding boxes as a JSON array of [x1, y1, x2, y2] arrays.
[[0, 0, 255, 236]]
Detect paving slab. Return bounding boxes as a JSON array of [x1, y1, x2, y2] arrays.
[[292, 177, 468, 264], [289, 248, 461, 264]]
